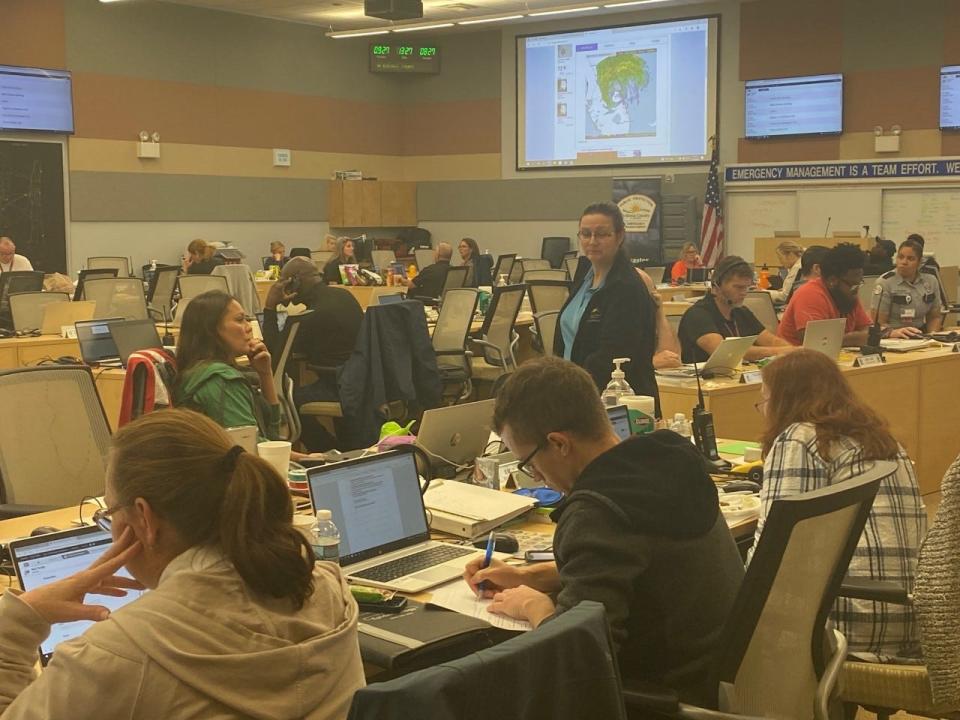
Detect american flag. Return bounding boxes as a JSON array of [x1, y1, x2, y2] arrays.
[[699, 140, 724, 268]]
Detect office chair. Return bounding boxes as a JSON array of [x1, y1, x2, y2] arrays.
[[473, 254, 494, 287], [837, 453, 960, 719], [522, 268, 568, 283], [440, 265, 469, 300], [0, 366, 112, 518], [371, 249, 396, 272], [347, 601, 626, 720], [270, 312, 310, 445], [73, 268, 118, 302], [541, 236, 571, 269], [644, 265, 667, 284], [431, 288, 479, 404], [311, 250, 334, 269], [859, 276, 880, 312], [743, 291, 779, 334], [533, 310, 561, 357], [470, 284, 525, 385], [146, 265, 180, 322], [624, 461, 893, 720], [289, 247, 311, 259], [0, 270, 45, 329], [82, 277, 149, 320], [212, 264, 261, 315], [414, 247, 435, 270], [177, 274, 229, 302], [526, 279, 570, 314], [520, 258, 551, 275], [300, 301, 442, 450], [87, 256, 130, 277], [9, 291, 70, 333], [491, 254, 517, 286]]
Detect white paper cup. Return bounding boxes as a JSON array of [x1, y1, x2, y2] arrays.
[[257, 441, 292, 479]]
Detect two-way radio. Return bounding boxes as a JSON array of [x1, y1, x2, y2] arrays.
[[861, 286, 884, 357], [691, 361, 731, 472]]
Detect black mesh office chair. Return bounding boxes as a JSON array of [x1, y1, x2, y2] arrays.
[[0, 271, 45, 330], [541, 236, 571, 269]]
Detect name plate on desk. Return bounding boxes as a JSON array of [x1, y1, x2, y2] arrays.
[[61, 326, 77, 339], [739, 370, 763, 384], [854, 354, 884, 367]]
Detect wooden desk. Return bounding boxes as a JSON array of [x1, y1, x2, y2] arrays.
[[255, 279, 274, 308], [662, 301, 693, 316], [657, 347, 960, 496], [659, 283, 710, 300], [0, 335, 84, 369]]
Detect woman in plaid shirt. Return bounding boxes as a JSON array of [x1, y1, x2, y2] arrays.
[[750, 349, 926, 662]]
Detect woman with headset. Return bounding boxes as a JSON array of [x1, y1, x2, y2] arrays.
[[555, 202, 660, 409], [677, 255, 796, 364]]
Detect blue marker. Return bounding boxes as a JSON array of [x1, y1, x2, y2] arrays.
[[477, 531, 495, 596]]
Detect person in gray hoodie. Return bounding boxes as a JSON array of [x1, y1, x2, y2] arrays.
[[465, 357, 744, 706], [0, 408, 364, 719]]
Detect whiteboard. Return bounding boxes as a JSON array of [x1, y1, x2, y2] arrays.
[[725, 192, 797, 260], [797, 188, 882, 238], [882, 189, 960, 265]]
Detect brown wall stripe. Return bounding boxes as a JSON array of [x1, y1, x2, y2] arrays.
[[737, 136, 840, 164], [844, 67, 941, 133], [738, 0, 842, 81], [0, 0, 66, 70]]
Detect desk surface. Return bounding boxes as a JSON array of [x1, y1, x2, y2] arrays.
[[658, 345, 960, 495]]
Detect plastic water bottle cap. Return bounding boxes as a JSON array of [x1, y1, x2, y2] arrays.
[[316, 509, 332, 520]]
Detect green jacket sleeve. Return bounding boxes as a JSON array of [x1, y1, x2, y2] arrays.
[[187, 374, 280, 441]]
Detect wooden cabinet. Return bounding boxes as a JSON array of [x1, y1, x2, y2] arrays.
[[328, 180, 416, 228]]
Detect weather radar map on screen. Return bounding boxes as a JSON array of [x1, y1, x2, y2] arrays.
[[517, 17, 717, 169]]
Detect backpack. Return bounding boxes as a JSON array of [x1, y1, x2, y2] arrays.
[[118, 348, 178, 426]]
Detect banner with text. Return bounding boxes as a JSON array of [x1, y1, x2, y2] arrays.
[[726, 158, 960, 184], [613, 177, 662, 264]]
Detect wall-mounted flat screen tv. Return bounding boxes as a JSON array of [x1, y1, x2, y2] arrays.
[[0, 65, 74, 134], [744, 73, 842, 139], [940, 65, 960, 130]]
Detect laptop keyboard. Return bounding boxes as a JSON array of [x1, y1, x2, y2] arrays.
[[352, 544, 475, 582]]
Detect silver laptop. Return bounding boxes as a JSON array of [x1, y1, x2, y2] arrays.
[[41, 300, 96, 335], [111, 318, 162, 367], [607, 405, 631, 441], [9, 525, 144, 666], [659, 335, 760, 379], [75, 317, 124, 366], [306, 450, 485, 592], [803, 318, 846, 360], [416, 399, 496, 467]]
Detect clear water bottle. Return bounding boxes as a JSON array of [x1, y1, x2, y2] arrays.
[[602, 358, 634, 407], [311, 509, 340, 563]]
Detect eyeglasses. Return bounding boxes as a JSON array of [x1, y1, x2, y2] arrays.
[[517, 443, 544, 478], [92, 504, 124, 532], [577, 229, 615, 241]]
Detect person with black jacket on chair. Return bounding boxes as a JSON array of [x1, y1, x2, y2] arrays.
[[555, 202, 660, 411]]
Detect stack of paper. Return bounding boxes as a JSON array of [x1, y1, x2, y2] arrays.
[[423, 481, 536, 538]]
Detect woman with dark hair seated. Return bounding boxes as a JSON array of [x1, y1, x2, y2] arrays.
[[0, 408, 364, 717], [174, 290, 280, 439], [752, 349, 926, 662]]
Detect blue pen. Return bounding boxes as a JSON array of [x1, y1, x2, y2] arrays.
[[477, 531, 495, 596]]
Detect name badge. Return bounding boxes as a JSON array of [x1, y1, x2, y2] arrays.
[[900, 308, 916, 320], [739, 370, 763, 384], [854, 354, 884, 367]]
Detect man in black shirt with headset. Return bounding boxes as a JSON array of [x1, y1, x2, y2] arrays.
[[678, 255, 796, 364]]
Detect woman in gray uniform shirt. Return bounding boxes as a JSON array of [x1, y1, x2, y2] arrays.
[[872, 238, 943, 338]]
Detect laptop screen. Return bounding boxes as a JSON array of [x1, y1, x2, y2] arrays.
[[607, 405, 631, 441], [112, 319, 162, 366], [75, 318, 123, 363], [378, 293, 404, 305], [307, 451, 429, 566], [10, 526, 143, 663]]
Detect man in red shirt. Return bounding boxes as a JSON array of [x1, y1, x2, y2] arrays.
[[778, 243, 872, 346]]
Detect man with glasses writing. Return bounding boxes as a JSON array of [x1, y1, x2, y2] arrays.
[[777, 243, 873, 347], [463, 357, 743, 705]]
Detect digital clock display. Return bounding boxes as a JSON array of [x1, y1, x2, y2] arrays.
[[369, 43, 441, 74]]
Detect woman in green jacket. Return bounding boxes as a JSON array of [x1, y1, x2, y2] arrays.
[[174, 290, 280, 439]]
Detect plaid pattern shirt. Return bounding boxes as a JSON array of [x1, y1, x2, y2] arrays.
[[749, 422, 927, 661]]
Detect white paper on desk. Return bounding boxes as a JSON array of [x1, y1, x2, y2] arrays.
[[428, 580, 533, 632]]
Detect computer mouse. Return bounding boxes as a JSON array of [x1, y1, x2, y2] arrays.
[[722, 480, 761, 494], [472, 533, 519, 554], [30, 526, 60, 537]]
